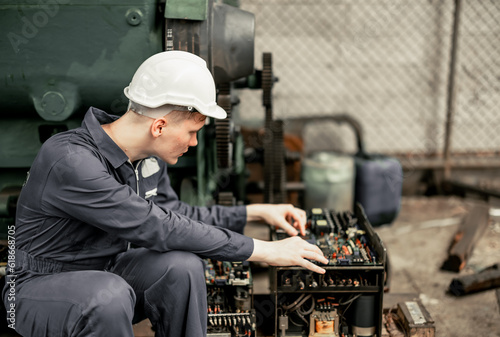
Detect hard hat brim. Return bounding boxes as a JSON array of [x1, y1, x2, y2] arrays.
[[125, 85, 227, 120], [206, 105, 227, 120]]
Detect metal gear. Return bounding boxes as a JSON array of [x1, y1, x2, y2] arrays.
[[215, 83, 232, 169], [262, 53, 285, 203], [262, 52, 273, 111], [217, 191, 235, 206]]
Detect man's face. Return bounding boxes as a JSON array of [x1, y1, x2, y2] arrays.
[[153, 113, 206, 165]]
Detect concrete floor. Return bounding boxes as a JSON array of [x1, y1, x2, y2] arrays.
[[2, 196, 500, 337], [374, 196, 500, 337]]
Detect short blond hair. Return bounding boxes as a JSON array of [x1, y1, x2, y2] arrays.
[[128, 101, 206, 124]]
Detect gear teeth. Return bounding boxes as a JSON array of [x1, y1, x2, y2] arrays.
[[218, 191, 235, 206], [215, 84, 232, 169], [262, 53, 273, 108]]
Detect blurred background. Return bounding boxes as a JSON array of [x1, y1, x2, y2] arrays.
[[237, 0, 498, 198]]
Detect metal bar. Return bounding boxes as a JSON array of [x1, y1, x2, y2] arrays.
[[398, 157, 500, 170], [443, 0, 463, 180]]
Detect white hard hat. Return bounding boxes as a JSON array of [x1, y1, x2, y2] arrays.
[[124, 51, 227, 119]]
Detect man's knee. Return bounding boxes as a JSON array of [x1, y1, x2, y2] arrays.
[[165, 251, 204, 280], [11, 272, 136, 337], [85, 273, 135, 322]]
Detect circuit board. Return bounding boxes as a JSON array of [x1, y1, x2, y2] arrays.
[[274, 207, 382, 267], [203, 204, 386, 337], [205, 260, 256, 337], [271, 204, 387, 337]]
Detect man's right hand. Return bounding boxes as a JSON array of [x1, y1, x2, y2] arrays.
[[248, 237, 328, 274]]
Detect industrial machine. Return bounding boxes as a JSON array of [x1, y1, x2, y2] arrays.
[[0, 0, 261, 238]]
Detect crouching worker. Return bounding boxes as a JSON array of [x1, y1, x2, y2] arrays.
[[3, 51, 327, 337]]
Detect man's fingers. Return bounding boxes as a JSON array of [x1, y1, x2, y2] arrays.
[[312, 246, 327, 261], [300, 259, 326, 274], [294, 239, 329, 272], [299, 239, 326, 259], [281, 220, 299, 236], [288, 207, 306, 236], [302, 249, 328, 265], [295, 221, 306, 236]]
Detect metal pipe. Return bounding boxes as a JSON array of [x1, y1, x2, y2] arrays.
[[443, 0, 463, 180], [399, 157, 500, 170]]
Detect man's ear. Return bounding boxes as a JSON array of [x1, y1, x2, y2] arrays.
[[151, 118, 168, 138]]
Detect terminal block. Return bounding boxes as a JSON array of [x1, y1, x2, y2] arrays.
[[205, 260, 256, 337]]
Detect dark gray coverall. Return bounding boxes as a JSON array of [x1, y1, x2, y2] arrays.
[[3, 107, 254, 337]]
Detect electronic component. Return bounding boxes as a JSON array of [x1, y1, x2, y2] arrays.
[[275, 207, 380, 268], [351, 295, 377, 336], [396, 300, 435, 337], [207, 311, 255, 337], [308, 303, 339, 336], [205, 260, 252, 287], [204, 204, 386, 337], [205, 260, 256, 337], [271, 204, 387, 337]]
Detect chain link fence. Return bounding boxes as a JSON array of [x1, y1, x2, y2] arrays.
[[236, 0, 499, 169]]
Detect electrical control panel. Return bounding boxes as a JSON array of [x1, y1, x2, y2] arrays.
[[204, 203, 386, 337], [270, 204, 387, 337], [205, 260, 257, 337]]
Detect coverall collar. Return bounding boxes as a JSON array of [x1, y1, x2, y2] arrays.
[[82, 107, 130, 169]]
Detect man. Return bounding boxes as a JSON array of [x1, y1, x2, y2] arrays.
[[4, 51, 327, 337]]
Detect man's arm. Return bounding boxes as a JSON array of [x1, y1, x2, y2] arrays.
[[153, 163, 247, 233], [154, 163, 311, 237], [131, 160, 326, 273], [41, 151, 254, 261]]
